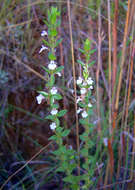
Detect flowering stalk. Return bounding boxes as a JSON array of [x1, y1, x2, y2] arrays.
[[36, 7, 78, 189], [76, 39, 95, 189]]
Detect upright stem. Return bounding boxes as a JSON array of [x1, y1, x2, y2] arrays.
[[112, 0, 118, 93], [67, 0, 80, 177], [107, 0, 114, 182]]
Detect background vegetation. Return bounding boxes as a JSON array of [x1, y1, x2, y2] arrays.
[[0, 0, 134, 189]]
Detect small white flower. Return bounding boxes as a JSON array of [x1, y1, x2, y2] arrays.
[[77, 108, 83, 114], [89, 85, 93, 90], [41, 30, 48, 36], [82, 81, 87, 86], [56, 72, 62, 77], [36, 94, 45, 104], [50, 122, 56, 131], [81, 111, 88, 118], [87, 77, 93, 85], [39, 45, 48, 53], [80, 88, 86, 95], [76, 97, 82, 103], [51, 109, 58, 115], [50, 60, 55, 64], [103, 138, 108, 147], [50, 87, 57, 95], [88, 103, 92, 108], [77, 77, 83, 85], [48, 62, 57, 70]]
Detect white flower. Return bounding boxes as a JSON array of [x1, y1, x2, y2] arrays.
[[76, 97, 82, 103], [77, 77, 83, 85], [82, 82, 87, 86], [50, 87, 57, 95], [77, 108, 83, 114], [39, 45, 48, 53], [50, 60, 55, 64], [89, 85, 93, 90], [51, 109, 58, 115], [88, 103, 92, 108], [41, 30, 48, 36], [50, 122, 56, 131], [80, 88, 86, 95], [48, 62, 57, 70], [87, 77, 93, 85], [103, 138, 108, 147], [36, 94, 45, 104], [81, 111, 88, 118], [56, 72, 62, 77]]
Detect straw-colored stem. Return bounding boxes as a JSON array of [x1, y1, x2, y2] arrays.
[[114, 0, 131, 113], [112, 0, 118, 104], [67, 0, 80, 178]]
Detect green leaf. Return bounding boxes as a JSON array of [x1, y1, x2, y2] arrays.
[[77, 59, 85, 67], [53, 149, 61, 156], [50, 96, 54, 106], [48, 29, 58, 37], [55, 118, 60, 126], [82, 162, 89, 170], [50, 15, 56, 25], [49, 74, 55, 87], [53, 93, 62, 100], [48, 52, 56, 60], [45, 114, 54, 120], [60, 145, 67, 154], [56, 166, 65, 172], [79, 118, 88, 125], [90, 49, 96, 54], [79, 48, 85, 54], [88, 123, 95, 128], [43, 39, 50, 47], [84, 39, 91, 52], [78, 101, 86, 108], [38, 91, 48, 97], [53, 7, 60, 16], [55, 66, 64, 73], [61, 129, 70, 137], [57, 109, 67, 117], [49, 135, 57, 141], [68, 163, 77, 172], [63, 176, 73, 183], [88, 60, 96, 67], [83, 70, 89, 80], [80, 132, 89, 141], [88, 140, 95, 148], [56, 126, 63, 133], [51, 104, 59, 109], [84, 96, 89, 105], [43, 19, 49, 27], [87, 90, 92, 98], [41, 66, 50, 74]]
